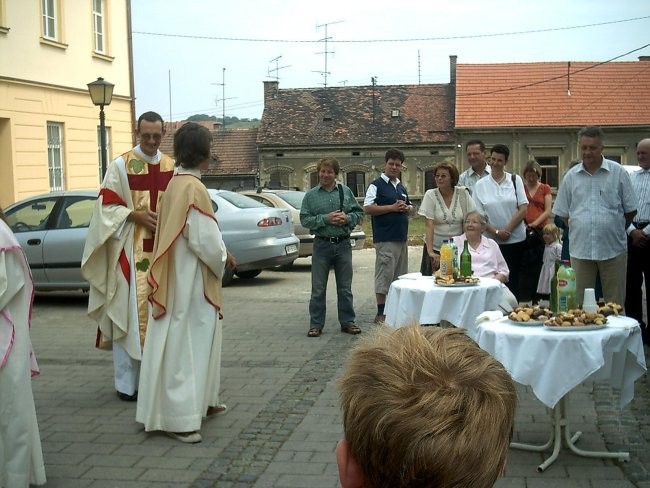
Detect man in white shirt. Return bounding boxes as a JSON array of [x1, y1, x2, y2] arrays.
[[625, 138, 650, 344], [553, 126, 637, 308], [458, 139, 491, 194]]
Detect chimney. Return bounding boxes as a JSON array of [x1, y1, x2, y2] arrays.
[[639, 56, 650, 62], [263, 80, 279, 103], [449, 55, 457, 122], [449, 55, 457, 84]]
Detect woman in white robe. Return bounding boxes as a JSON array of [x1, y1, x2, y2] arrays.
[[136, 123, 233, 443], [0, 213, 46, 486]]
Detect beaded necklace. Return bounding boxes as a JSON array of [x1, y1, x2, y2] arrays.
[[434, 188, 461, 224]]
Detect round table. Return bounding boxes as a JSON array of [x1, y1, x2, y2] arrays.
[[384, 274, 503, 338], [475, 314, 647, 471]]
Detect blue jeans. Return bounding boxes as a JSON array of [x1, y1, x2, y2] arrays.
[[309, 238, 355, 329]]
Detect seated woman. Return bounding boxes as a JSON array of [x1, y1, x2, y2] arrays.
[[452, 211, 518, 313]]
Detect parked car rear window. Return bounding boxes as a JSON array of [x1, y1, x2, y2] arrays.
[[5, 197, 59, 232], [218, 191, 267, 209], [276, 191, 306, 209]]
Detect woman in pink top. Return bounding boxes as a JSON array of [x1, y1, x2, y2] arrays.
[[453, 211, 518, 312]]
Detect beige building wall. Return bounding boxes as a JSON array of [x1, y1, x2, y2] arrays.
[[0, 0, 133, 208], [259, 143, 456, 201]]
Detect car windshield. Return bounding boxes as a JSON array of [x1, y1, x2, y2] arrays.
[[276, 191, 305, 209], [218, 191, 267, 209]]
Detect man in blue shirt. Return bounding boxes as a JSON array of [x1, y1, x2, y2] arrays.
[[363, 148, 413, 324], [553, 126, 637, 307]]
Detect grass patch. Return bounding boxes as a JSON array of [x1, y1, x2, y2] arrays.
[[361, 214, 426, 248]]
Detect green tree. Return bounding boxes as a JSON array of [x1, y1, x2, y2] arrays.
[[187, 114, 217, 121]]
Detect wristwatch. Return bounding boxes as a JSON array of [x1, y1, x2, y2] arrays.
[[495, 229, 500, 235]]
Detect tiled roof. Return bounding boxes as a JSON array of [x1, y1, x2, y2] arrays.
[[257, 84, 454, 146], [455, 60, 650, 128], [160, 124, 258, 176]]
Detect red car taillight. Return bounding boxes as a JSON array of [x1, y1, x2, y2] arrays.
[[257, 217, 282, 227]]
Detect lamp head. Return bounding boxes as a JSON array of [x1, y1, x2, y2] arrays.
[[87, 77, 114, 106]]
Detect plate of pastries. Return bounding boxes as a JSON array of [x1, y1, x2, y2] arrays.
[[542, 302, 622, 331], [507, 305, 552, 325], [434, 274, 480, 287]]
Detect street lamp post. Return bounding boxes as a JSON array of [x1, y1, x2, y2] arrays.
[[87, 77, 114, 179]]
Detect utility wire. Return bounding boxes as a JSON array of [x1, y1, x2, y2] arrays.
[[133, 15, 649, 43]]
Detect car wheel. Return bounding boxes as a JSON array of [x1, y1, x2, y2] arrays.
[[222, 267, 235, 286], [278, 260, 295, 270], [235, 269, 262, 280]]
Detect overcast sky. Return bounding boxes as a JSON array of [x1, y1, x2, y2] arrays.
[[130, 0, 650, 122]]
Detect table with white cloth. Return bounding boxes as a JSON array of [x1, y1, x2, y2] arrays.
[[384, 273, 503, 338], [475, 314, 647, 472]]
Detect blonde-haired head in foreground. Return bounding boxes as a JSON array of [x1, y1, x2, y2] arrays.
[[337, 325, 516, 488]]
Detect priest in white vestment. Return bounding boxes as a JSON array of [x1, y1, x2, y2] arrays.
[[0, 214, 46, 486], [136, 122, 232, 443], [81, 112, 175, 401]]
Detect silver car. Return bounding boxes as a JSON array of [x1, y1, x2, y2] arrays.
[[207, 189, 298, 284], [241, 189, 366, 257], [4, 189, 299, 289]]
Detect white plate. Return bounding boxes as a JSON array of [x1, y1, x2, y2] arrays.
[[507, 319, 544, 326], [544, 324, 607, 331], [435, 281, 479, 287]]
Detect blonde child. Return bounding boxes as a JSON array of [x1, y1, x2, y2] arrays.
[[536, 223, 562, 302]]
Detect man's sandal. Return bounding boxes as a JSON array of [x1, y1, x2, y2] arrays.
[[341, 324, 361, 335], [307, 327, 322, 337]]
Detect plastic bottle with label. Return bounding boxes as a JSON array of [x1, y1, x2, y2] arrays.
[[440, 240, 452, 277], [449, 240, 459, 277], [557, 260, 577, 312]]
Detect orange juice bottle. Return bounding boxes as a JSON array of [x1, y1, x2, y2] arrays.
[[440, 240, 452, 277]]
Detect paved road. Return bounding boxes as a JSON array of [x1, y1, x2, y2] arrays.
[[28, 248, 649, 487]]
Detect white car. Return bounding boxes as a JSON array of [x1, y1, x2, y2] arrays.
[[4, 189, 299, 289], [241, 188, 366, 257]]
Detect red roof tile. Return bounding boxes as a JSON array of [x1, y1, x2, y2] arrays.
[[160, 124, 258, 176], [455, 60, 650, 128]]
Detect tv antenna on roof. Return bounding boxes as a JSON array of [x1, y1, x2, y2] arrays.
[[315, 20, 343, 88], [211, 67, 236, 129], [268, 55, 291, 82]]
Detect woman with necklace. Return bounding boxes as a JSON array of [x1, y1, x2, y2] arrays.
[[473, 144, 528, 302], [418, 162, 475, 275], [521, 160, 552, 303]]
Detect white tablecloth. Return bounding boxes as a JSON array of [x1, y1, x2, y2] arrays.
[[475, 315, 647, 408], [384, 276, 503, 338]]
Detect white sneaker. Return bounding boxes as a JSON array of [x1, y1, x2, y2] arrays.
[[166, 431, 202, 443]]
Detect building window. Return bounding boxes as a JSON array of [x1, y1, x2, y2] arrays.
[[42, 0, 57, 40], [92, 0, 105, 53], [47, 122, 64, 191], [269, 170, 288, 189], [346, 171, 366, 197], [535, 156, 559, 188], [0, 0, 9, 34], [603, 154, 622, 163], [97, 125, 111, 181], [424, 169, 437, 191], [309, 171, 319, 188]]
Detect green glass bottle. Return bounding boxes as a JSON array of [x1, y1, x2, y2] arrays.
[[460, 240, 472, 277]]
